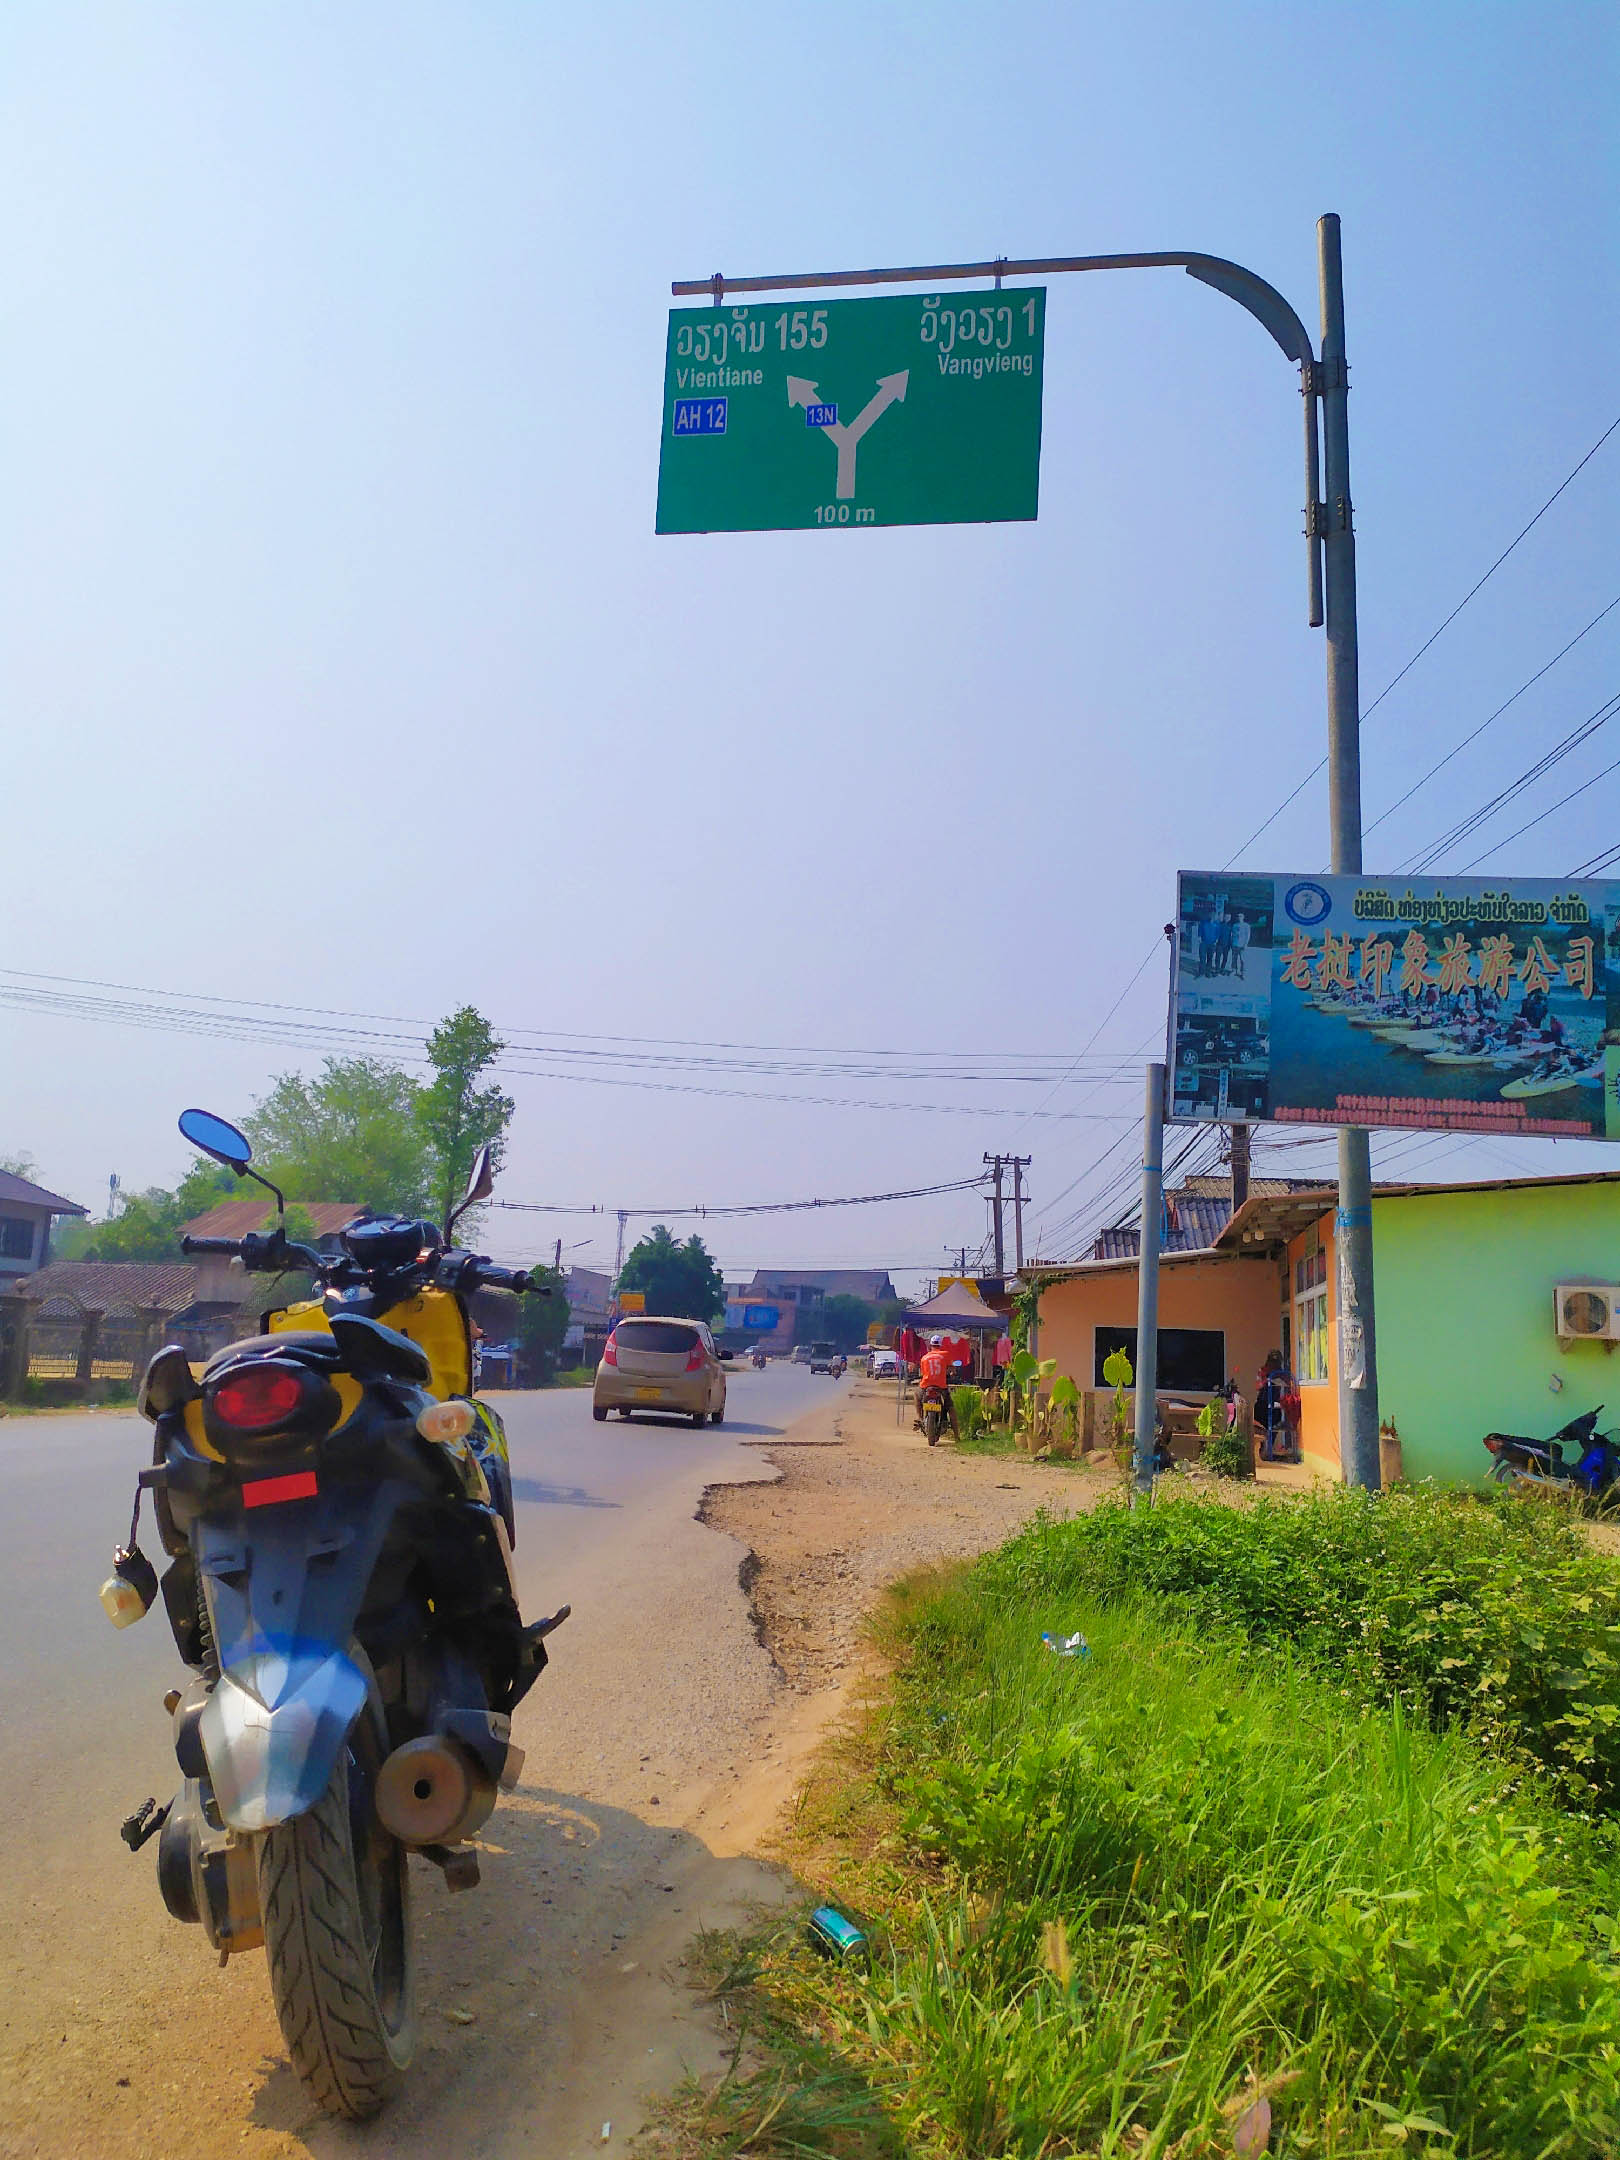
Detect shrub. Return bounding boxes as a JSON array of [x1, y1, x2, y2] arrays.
[[982, 1484, 1620, 1811], [950, 1384, 986, 1440]]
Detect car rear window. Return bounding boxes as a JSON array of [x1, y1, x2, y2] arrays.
[[616, 1321, 700, 1354]]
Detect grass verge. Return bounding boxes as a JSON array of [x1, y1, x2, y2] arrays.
[[646, 1527, 1620, 2158]]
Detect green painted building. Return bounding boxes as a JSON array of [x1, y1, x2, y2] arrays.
[[1215, 1171, 1620, 1483], [1370, 1173, 1620, 1484]]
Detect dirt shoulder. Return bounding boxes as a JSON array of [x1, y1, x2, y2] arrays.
[[687, 1378, 1113, 1832]]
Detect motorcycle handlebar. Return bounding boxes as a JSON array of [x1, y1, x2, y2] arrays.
[[180, 1236, 241, 1255], [435, 1255, 544, 1296]]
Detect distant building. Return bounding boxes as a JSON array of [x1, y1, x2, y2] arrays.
[[0, 1169, 88, 1285], [735, 1268, 899, 1354], [560, 1265, 614, 1366]]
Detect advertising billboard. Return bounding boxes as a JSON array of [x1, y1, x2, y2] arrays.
[[1172, 872, 1618, 1140], [724, 1303, 782, 1332]]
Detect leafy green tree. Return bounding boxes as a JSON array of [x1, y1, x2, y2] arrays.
[[617, 1225, 725, 1322], [416, 1007, 515, 1230], [0, 1153, 37, 1180], [76, 1160, 240, 1261], [245, 1057, 430, 1216], [513, 1266, 568, 1380], [815, 1293, 877, 1352]]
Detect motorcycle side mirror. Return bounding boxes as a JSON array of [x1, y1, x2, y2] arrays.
[[178, 1107, 253, 1169], [445, 1144, 495, 1240]]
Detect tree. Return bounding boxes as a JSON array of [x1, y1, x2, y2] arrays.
[[513, 1266, 569, 1381], [815, 1292, 877, 1352], [416, 1008, 515, 1231], [75, 1160, 240, 1262], [617, 1225, 725, 1322], [0, 1153, 37, 1181], [245, 1057, 430, 1216]]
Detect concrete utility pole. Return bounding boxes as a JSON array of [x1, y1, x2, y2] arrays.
[[613, 1208, 628, 1286], [1319, 213, 1380, 1491], [983, 1153, 1006, 1275], [1132, 1065, 1166, 1496], [1010, 1156, 1031, 1272]]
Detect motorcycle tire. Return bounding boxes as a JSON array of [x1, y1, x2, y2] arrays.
[[257, 1736, 415, 2120], [923, 1410, 941, 1445], [1490, 1458, 1518, 1485]]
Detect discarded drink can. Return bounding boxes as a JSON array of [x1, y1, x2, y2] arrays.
[[1040, 1631, 1090, 1659], [807, 1905, 866, 1960]]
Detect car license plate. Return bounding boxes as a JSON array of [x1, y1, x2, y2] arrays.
[[634, 1386, 663, 1401]]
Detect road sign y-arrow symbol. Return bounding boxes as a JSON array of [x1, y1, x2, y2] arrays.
[[788, 371, 909, 499]]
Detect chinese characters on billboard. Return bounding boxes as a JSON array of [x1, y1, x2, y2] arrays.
[[1172, 874, 1619, 1140]]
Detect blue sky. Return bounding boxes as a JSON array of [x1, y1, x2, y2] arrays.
[[2, 2, 1615, 1284]]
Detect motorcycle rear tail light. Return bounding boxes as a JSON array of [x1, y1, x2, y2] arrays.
[[1483, 1436, 1502, 1453], [602, 1334, 618, 1366], [212, 1365, 306, 1431], [684, 1341, 705, 1372]]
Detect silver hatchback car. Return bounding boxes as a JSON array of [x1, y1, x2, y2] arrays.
[[593, 1316, 728, 1427]]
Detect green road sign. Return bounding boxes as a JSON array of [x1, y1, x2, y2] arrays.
[[656, 289, 1046, 534]]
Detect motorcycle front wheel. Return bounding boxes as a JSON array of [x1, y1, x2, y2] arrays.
[[256, 1735, 416, 2119]]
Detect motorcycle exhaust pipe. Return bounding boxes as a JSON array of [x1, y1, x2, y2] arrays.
[[375, 1736, 497, 1847]]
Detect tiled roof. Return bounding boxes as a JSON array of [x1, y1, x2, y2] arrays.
[[11, 1261, 207, 1313], [0, 1169, 87, 1216], [178, 1200, 365, 1240]]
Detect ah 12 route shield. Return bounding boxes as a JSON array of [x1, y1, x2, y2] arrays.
[[655, 289, 1046, 534]]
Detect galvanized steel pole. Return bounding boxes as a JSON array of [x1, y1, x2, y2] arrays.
[[1132, 1063, 1166, 1496], [1318, 213, 1381, 1490]]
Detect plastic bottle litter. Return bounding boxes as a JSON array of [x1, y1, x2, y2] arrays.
[[807, 1905, 866, 1960], [1040, 1631, 1090, 1659]]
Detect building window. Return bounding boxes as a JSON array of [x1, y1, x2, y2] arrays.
[[0, 1216, 34, 1261], [1093, 1325, 1226, 1392], [1294, 1248, 1330, 1383]]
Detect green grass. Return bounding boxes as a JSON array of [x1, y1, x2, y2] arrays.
[[983, 1485, 1620, 1814], [648, 1512, 1620, 2159], [544, 1365, 597, 1388]]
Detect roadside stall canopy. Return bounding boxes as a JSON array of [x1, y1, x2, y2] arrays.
[[901, 1282, 1007, 1333]]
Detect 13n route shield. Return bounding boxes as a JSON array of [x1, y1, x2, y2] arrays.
[[655, 289, 1046, 534]]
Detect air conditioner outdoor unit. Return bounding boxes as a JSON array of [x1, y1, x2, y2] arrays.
[[1554, 1284, 1620, 1344]]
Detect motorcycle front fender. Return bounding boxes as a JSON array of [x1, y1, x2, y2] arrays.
[[193, 1479, 407, 1833]]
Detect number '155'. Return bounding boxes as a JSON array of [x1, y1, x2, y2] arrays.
[[775, 309, 828, 350]]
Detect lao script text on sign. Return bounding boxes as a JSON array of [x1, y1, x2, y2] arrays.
[[656, 289, 1046, 534]]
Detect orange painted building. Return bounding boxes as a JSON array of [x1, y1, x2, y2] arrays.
[[1030, 1247, 1282, 1413]]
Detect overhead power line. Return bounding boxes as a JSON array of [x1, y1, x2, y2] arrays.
[[1223, 413, 1620, 867], [491, 1173, 990, 1222], [1458, 752, 1620, 871], [1400, 689, 1620, 872], [1365, 593, 1620, 844]]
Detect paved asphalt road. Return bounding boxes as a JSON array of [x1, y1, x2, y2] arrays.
[[0, 1359, 839, 2158]]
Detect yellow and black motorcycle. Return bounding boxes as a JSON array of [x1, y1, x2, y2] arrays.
[[104, 1108, 566, 2120]]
